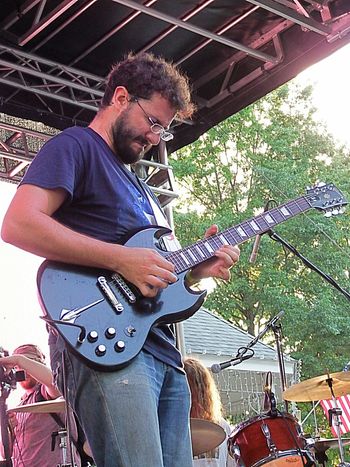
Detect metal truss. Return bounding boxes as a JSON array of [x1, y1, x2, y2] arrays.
[[0, 0, 349, 198], [0, 120, 178, 207], [0, 0, 345, 123]]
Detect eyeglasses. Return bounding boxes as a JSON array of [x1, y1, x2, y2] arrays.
[[132, 97, 174, 142]]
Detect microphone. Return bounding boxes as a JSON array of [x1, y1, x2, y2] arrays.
[[249, 234, 262, 264], [263, 371, 272, 411], [211, 352, 253, 374]]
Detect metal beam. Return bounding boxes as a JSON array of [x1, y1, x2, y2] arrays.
[[19, 0, 79, 46], [112, 0, 279, 63], [246, 0, 330, 35]]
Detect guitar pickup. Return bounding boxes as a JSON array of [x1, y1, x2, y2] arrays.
[[97, 276, 124, 314]]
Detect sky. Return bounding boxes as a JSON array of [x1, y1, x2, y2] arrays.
[[0, 42, 350, 390]]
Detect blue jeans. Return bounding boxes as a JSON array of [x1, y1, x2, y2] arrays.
[[50, 338, 192, 467]]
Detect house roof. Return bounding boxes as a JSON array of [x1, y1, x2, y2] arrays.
[[183, 307, 294, 362]]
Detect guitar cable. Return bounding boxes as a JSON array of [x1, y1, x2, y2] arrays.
[[40, 316, 86, 343]]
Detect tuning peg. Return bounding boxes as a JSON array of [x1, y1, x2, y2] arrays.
[[324, 210, 333, 218], [332, 209, 339, 215]]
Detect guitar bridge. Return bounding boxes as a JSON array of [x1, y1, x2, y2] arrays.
[[111, 273, 136, 303], [97, 276, 124, 313]]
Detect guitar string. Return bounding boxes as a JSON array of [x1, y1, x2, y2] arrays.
[[251, 165, 350, 260], [170, 196, 312, 272]]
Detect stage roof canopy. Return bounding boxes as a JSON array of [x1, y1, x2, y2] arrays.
[[1, 0, 350, 155]]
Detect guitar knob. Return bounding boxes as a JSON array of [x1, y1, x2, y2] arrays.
[[105, 327, 116, 339], [114, 341, 125, 352], [95, 345, 106, 356], [88, 331, 98, 343]]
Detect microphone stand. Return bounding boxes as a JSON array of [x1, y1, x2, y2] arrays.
[[268, 230, 350, 302], [271, 320, 289, 412], [211, 311, 284, 373]]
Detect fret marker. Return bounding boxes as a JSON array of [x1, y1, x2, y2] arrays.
[[180, 252, 190, 265], [187, 249, 197, 262], [281, 207, 291, 216], [237, 227, 247, 237], [203, 241, 214, 253], [195, 245, 205, 257], [219, 234, 229, 245], [250, 220, 260, 231], [264, 214, 274, 224]]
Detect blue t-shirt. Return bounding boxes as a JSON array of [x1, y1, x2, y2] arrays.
[[21, 126, 182, 369]]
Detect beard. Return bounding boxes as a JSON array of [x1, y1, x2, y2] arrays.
[[20, 375, 37, 390], [111, 110, 152, 164]]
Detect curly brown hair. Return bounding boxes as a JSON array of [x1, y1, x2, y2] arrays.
[[184, 357, 223, 424], [101, 52, 195, 119]]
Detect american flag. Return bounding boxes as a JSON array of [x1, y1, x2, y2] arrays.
[[320, 395, 350, 436], [320, 363, 350, 436]]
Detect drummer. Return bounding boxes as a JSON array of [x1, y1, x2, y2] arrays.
[[184, 357, 236, 467], [0, 344, 81, 467]]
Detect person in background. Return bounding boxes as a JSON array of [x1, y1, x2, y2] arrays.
[[0, 344, 80, 467], [184, 357, 236, 467], [1, 52, 240, 466]]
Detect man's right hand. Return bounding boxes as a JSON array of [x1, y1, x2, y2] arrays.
[[116, 246, 177, 298]]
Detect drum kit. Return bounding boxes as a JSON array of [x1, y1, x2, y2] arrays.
[[5, 401, 227, 465], [3, 372, 350, 466], [7, 397, 80, 467], [226, 370, 350, 467]]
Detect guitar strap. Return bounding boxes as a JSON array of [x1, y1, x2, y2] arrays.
[[136, 176, 181, 252]]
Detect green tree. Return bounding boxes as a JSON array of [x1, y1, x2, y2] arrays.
[[171, 83, 350, 379]]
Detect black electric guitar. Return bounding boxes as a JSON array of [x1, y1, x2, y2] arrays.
[[37, 183, 347, 370]]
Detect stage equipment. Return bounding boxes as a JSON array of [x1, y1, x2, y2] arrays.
[[283, 372, 350, 402], [284, 372, 350, 466], [228, 412, 314, 466], [8, 397, 65, 414], [211, 310, 284, 374], [190, 418, 226, 456]]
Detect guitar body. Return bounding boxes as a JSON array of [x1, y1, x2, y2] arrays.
[[37, 227, 207, 371]]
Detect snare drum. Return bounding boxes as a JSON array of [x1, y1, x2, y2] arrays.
[[228, 412, 314, 467]]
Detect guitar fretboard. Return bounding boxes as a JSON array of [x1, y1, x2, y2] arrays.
[[168, 195, 311, 274]]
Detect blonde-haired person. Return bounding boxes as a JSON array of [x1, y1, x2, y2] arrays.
[[184, 357, 236, 467], [0, 344, 81, 467]]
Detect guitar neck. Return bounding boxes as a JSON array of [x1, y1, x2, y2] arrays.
[[167, 195, 312, 274]]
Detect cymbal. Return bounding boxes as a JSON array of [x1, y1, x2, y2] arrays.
[[314, 438, 350, 452], [190, 418, 226, 456], [8, 397, 65, 414], [83, 440, 93, 458], [283, 372, 350, 402]]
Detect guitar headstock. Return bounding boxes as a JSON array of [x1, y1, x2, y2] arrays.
[[306, 182, 347, 217]]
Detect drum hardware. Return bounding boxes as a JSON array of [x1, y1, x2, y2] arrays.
[[228, 412, 315, 466], [284, 373, 350, 467], [190, 418, 226, 456], [7, 397, 79, 467], [263, 372, 278, 418], [7, 397, 66, 414], [308, 437, 350, 467], [51, 428, 72, 467], [282, 372, 350, 403]]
